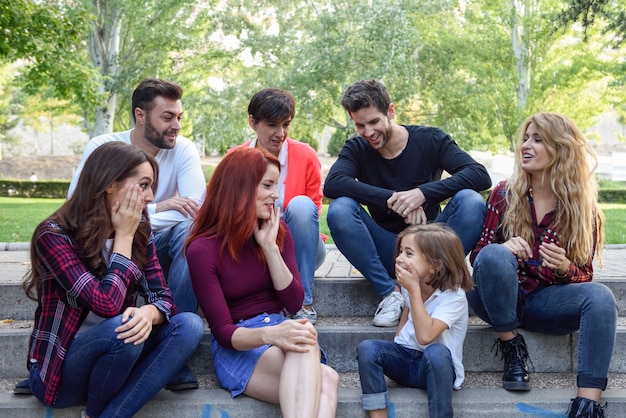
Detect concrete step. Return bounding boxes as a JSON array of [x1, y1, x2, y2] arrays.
[[1, 246, 625, 417], [3, 319, 626, 378], [1, 384, 626, 417], [2, 248, 626, 321]]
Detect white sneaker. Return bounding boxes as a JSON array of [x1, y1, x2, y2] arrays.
[[293, 306, 318, 325], [372, 291, 404, 327]]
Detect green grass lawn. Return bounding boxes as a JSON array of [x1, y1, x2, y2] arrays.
[[1, 198, 624, 245], [602, 203, 626, 245], [0, 197, 65, 242]]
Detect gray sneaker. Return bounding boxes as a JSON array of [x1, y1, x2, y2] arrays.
[[293, 306, 318, 325], [372, 291, 404, 327]]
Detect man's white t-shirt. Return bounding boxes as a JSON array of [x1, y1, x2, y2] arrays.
[[68, 130, 206, 232]]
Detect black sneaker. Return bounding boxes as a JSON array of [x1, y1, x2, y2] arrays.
[[567, 397, 606, 418], [492, 333, 531, 391]]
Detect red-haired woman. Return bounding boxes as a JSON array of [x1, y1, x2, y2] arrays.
[[186, 147, 338, 418]]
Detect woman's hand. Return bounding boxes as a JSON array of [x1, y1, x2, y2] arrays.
[[254, 205, 280, 250], [266, 319, 318, 353], [502, 236, 533, 261], [115, 305, 159, 345], [111, 184, 144, 239], [539, 242, 570, 275]]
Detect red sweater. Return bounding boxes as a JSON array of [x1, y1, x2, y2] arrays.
[[187, 223, 303, 349]]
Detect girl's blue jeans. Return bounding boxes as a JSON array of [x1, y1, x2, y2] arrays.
[[467, 243, 617, 390], [357, 339, 455, 418], [30, 312, 204, 417]]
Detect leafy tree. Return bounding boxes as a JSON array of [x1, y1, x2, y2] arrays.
[[555, 0, 626, 45], [1, 0, 216, 138], [0, 0, 100, 122], [412, 0, 623, 151], [185, 0, 426, 154]]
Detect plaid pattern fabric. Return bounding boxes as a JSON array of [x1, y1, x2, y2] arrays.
[[470, 181, 594, 298], [27, 220, 175, 405]]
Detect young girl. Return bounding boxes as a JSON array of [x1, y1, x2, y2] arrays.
[[357, 223, 472, 418]]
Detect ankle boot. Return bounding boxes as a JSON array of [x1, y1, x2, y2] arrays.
[[567, 397, 606, 418], [492, 333, 531, 391]]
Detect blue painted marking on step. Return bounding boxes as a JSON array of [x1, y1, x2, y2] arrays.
[[516, 402, 568, 417]]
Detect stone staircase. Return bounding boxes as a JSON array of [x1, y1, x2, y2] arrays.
[[1, 245, 626, 417]]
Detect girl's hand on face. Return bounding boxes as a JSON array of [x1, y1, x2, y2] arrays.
[[268, 318, 318, 353], [395, 262, 420, 292], [502, 236, 533, 261], [539, 242, 570, 275], [111, 184, 143, 238], [254, 205, 280, 249]]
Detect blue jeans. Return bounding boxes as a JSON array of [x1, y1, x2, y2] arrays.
[[30, 312, 204, 417], [327, 190, 485, 296], [154, 219, 197, 313], [467, 244, 617, 390], [357, 339, 455, 418], [284, 195, 326, 306]]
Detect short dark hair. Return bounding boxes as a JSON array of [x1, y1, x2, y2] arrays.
[[248, 88, 296, 123], [341, 79, 391, 114], [131, 78, 183, 122]]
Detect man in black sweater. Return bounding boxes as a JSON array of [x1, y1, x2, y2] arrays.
[[324, 79, 491, 327]]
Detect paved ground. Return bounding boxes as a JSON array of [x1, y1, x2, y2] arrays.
[[2, 243, 626, 285]]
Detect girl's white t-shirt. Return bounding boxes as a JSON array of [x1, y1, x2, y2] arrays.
[[394, 287, 469, 389]]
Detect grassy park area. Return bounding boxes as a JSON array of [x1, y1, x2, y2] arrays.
[[1, 197, 625, 245]]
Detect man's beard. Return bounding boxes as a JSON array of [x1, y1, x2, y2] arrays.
[[144, 115, 176, 149]]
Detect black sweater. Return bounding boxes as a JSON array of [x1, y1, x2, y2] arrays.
[[324, 125, 492, 233]]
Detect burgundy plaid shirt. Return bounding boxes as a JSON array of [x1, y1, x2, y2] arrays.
[[27, 220, 175, 405], [470, 181, 595, 298]]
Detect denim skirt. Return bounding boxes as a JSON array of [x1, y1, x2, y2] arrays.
[[211, 311, 327, 397]]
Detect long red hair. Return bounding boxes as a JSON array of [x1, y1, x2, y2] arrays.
[[186, 147, 285, 262]]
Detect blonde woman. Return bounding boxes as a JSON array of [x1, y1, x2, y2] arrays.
[[467, 112, 616, 418]]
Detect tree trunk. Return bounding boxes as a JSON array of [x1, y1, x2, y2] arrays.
[[87, 0, 122, 137]]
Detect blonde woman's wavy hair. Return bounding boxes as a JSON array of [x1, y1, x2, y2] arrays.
[[503, 112, 604, 266]]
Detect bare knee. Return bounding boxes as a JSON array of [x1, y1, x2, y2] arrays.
[[321, 364, 339, 392]]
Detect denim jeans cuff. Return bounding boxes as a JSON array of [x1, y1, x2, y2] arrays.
[[491, 320, 520, 333], [577, 374, 608, 391], [362, 392, 388, 411]]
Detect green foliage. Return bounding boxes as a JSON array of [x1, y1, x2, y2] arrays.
[[599, 189, 626, 203], [0, 180, 69, 198], [0, 0, 624, 157], [555, 0, 626, 45], [0, 0, 100, 111], [327, 127, 349, 157]]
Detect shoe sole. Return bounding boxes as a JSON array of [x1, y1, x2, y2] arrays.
[[503, 381, 532, 391], [13, 388, 33, 395], [165, 382, 200, 391], [372, 320, 399, 327]]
